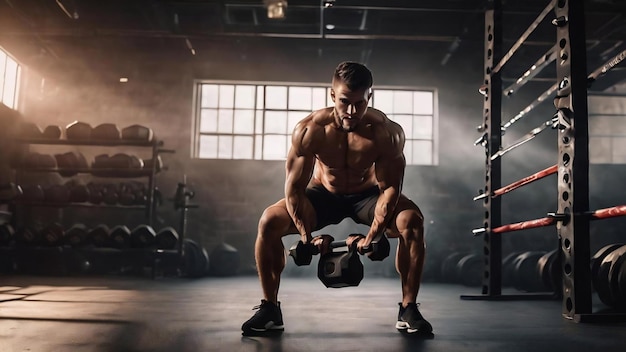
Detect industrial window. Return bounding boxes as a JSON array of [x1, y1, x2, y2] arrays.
[[588, 93, 626, 164], [0, 47, 21, 109], [193, 82, 438, 165]]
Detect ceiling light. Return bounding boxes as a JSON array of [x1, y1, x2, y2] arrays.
[[264, 0, 287, 19]]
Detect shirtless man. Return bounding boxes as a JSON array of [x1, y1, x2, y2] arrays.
[[241, 61, 432, 336]]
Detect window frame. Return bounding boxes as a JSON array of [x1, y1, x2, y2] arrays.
[[192, 80, 438, 165]]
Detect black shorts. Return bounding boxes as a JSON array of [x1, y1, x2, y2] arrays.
[[305, 184, 379, 230]]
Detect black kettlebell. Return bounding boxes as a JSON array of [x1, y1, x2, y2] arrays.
[[317, 243, 364, 288]]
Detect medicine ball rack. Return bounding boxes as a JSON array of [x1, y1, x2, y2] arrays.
[[1, 131, 183, 278]]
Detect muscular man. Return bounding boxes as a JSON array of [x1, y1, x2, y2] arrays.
[[242, 61, 432, 336]]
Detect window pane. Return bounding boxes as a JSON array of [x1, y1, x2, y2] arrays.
[[613, 137, 626, 163], [218, 109, 233, 133], [412, 140, 433, 165], [235, 85, 255, 109], [266, 86, 287, 109], [288, 86, 312, 110], [219, 85, 235, 107], [263, 135, 288, 160], [255, 135, 263, 160], [391, 115, 413, 139], [589, 136, 611, 164], [256, 85, 265, 109], [393, 91, 413, 114], [590, 115, 612, 135], [233, 136, 253, 159], [201, 84, 218, 108], [403, 140, 413, 165], [0, 52, 7, 100], [218, 135, 233, 158], [312, 87, 326, 108], [2, 57, 18, 109], [255, 110, 264, 133], [413, 115, 433, 139], [234, 109, 254, 134], [200, 109, 218, 132], [414, 91, 433, 115], [373, 90, 393, 113], [199, 135, 218, 158], [288, 111, 303, 135], [326, 88, 333, 107], [265, 111, 287, 134]]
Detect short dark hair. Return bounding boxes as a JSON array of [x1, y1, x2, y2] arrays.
[[333, 61, 373, 91]]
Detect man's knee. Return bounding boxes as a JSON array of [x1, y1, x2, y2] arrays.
[[258, 206, 291, 236], [395, 209, 424, 241]]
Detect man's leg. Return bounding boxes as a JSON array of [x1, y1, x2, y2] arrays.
[[242, 200, 295, 335], [387, 198, 433, 334]]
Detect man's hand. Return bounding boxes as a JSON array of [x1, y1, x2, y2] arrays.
[[310, 234, 334, 256]]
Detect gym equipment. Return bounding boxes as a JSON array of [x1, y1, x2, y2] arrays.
[[109, 225, 131, 249], [456, 254, 482, 287], [42, 125, 62, 139], [19, 122, 43, 138], [86, 182, 104, 204], [0, 223, 15, 246], [591, 244, 623, 294], [14, 227, 40, 246], [65, 224, 89, 247], [66, 181, 90, 203], [90, 224, 111, 247], [43, 184, 71, 203], [441, 252, 468, 283], [40, 223, 65, 247], [288, 233, 390, 266], [20, 185, 45, 202], [92, 123, 121, 140], [130, 224, 156, 248], [182, 238, 209, 278], [596, 245, 626, 308], [121, 124, 154, 142], [102, 183, 119, 205], [317, 239, 364, 288], [0, 183, 22, 202], [208, 242, 240, 277], [156, 226, 179, 250], [537, 249, 562, 295], [65, 121, 92, 140], [513, 251, 546, 293], [54, 151, 88, 177], [502, 251, 524, 287], [143, 155, 163, 172]]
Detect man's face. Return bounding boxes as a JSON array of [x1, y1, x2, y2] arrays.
[[330, 81, 372, 132]]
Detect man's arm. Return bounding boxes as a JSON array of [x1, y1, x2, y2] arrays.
[[362, 123, 406, 248], [285, 121, 317, 243]]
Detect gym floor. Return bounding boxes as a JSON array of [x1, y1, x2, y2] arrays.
[[1, 274, 625, 352]]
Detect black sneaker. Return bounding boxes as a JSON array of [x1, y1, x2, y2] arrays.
[[396, 303, 433, 335], [241, 300, 284, 336]]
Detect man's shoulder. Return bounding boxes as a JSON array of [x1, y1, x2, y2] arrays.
[[295, 108, 333, 131], [365, 108, 403, 133]]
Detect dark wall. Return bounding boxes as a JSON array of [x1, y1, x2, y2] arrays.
[[2, 35, 624, 276]]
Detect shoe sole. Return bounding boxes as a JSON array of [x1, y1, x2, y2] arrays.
[[396, 321, 433, 335], [242, 322, 284, 336]]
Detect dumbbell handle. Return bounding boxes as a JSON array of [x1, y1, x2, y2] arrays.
[[305, 236, 372, 254]]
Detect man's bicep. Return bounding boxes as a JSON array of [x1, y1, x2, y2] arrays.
[[375, 152, 405, 191], [286, 146, 315, 189]]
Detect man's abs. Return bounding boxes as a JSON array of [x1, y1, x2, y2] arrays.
[[311, 162, 378, 194]]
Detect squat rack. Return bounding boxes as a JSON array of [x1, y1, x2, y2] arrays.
[[464, 0, 626, 322]]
